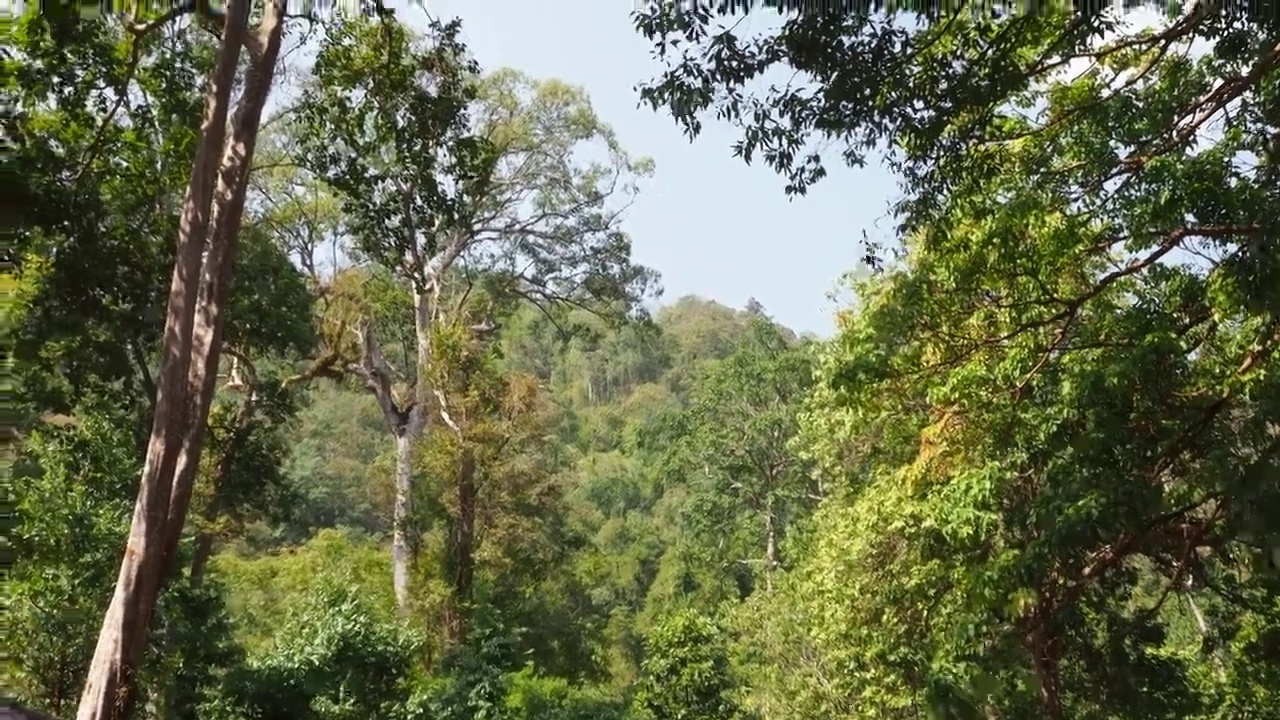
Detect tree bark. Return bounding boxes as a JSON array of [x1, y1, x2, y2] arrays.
[[1028, 625, 1064, 720], [353, 246, 460, 614], [386, 284, 434, 612], [392, 428, 416, 611], [1184, 588, 1227, 682], [75, 4, 250, 718], [162, 0, 288, 582], [763, 508, 779, 592], [352, 321, 423, 615], [444, 447, 477, 648], [390, 284, 434, 612]]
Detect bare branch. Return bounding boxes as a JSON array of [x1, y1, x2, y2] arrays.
[[432, 388, 463, 436], [348, 322, 411, 434]]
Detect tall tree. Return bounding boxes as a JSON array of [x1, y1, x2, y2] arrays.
[[11, 6, 320, 715], [297, 16, 487, 612], [12, 6, 211, 425], [13, 6, 248, 717], [16, 0, 304, 716], [299, 17, 658, 613], [415, 294, 576, 650]]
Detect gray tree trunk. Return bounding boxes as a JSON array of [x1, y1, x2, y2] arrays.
[[392, 427, 417, 610], [764, 510, 779, 592]]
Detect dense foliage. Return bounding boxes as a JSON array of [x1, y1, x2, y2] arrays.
[[11, 3, 1280, 720]]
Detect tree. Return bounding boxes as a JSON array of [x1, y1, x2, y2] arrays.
[[669, 315, 816, 595], [783, 234, 1280, 717], [633, 5, 1280, 718], [9, 0, 308, 715], [409, 289, 608, 659], [780, 140, 1280, 720], [634, 610, 742, 720], [634, 4, 1280, 255], [298, 16, 658, 613], [12, 4, 316, 716], [424, 310, 533, 648], [11, 7, 211, 424], [11, 416, 145, 716], [295, 16, 488, 612]]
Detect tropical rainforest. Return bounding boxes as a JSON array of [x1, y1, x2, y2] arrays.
[[7, 2, 1280, 720]]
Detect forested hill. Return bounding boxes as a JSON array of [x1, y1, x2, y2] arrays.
[[12, 3, 1280, 720], [16, 288, 822, 719]]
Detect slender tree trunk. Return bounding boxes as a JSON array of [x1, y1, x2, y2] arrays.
[[355, 326, 422, 615], [389, 284, 433, 613], [1028, 625, 1064, 720], [156, 16, 288, 720], [1184, 589, 1227, 682], [444, 447, 477, 648], [75, 5, 250, 718], [763, 509, 779, 592], [392, 427, 416, 611], [188, 529, 217, 590], [386, 410, 417, 615]]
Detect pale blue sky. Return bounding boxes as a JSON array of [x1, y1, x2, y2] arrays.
[[402, 0, 897, 336]]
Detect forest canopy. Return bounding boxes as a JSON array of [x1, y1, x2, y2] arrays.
[[9, 2, 1280, 720]]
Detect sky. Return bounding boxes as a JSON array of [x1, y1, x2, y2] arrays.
[[295, 1, 1210, 336], [392, 0, 897, 337], [43, 0, 1182, 337], [28, 1, 1197, 336]]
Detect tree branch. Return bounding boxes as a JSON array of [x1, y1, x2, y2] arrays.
[[281, 350, 341, 387], [348, 322, 410, 433]]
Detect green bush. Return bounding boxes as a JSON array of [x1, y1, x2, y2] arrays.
[[502, 665, 631, 720], [632, 610, 742, 720], [217, 585, 421, 720]]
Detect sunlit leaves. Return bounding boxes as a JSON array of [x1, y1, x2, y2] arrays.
[[11, 417, 139, 709], [717, 8, 1280, 712]]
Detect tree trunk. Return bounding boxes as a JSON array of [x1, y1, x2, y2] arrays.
[[188, 530, 216, 591], [389, 284, 434, 612], [444, 447, 477, 648], [154, 16, 289, 720], [763, 509, 779, 592], [1028, 625, 1063, 720], [392, 428, 416, 612], [163, 0, 288, 582], [75, 4, 250, 718], [1184, 589, 1227, 682], [355, 328, 423, 615]]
